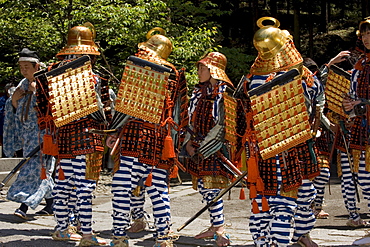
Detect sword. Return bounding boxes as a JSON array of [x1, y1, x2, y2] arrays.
[[0, 145, 41, 190], [87, 128, 118, 135], [216, 152, 247, 182]]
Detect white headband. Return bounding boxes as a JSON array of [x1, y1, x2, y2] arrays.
[[18, 57, 40, 63]]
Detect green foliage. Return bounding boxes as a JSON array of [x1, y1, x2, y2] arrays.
[[1, 0, 363, 92], [166, 0, 229, 27], [170, 26, 218, 86], [219, 47, 255, 86], [0, 0, 221, 89]]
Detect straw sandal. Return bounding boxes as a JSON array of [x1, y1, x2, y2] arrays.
[[52, 230, 71, 241], [128, 217, 147, 233], [313, 208, 329, 219], [79, 235, 107, 246], [347, 219, 370, 228], [214, 231, 231, 247], [194, 226, 216, 239], [110, 236, 129, 247], [153, 233, 179, 247], [297, 233, 318, 247]]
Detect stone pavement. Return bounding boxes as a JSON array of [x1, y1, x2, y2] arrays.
[[0, 173, 369, 247]]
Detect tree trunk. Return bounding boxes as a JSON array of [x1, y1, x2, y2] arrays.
[[362, 0, 370, 18], [270, 0, 277, 17], [293, 0, 300, 51], [319, 0, 328, 33], [308, 5, 314, 58], [252, 0, 259, 33], [339, 0, 345, 19]]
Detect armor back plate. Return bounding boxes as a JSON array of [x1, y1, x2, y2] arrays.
[[223, 93, 238, 145], [325, 65, 351, 118], [249, 78, 312, 160], [35, 55, 100, 128], [114, 56, 173, 124]]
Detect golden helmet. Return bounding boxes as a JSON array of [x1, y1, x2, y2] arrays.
[[138, 27, 173, 60], [56, 22, 100, 59], [250, 17, 303, 75], [253, 17, 292, 60], [196, 52, 232, 86]]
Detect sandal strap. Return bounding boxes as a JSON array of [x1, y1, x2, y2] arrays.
[[52, 230, 71, 241], [61, 231, 71, 238], [213, 231, 231, 247], [79, 235, 107, 246], [157, 233, 180, 241], [112, 235, 130, 241], [213, 231, 231, 241], [347, 218, 369, 227], [154, 233, 180, 247], [153, 239, 173, 247], [197, 226, 214, 235], [110, 236, 129, 247]]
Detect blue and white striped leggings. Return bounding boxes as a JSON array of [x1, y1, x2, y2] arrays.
[[312, 166, 330, 209], [112, 156, 171, 239], [52, 155, 96, 235], [131, 188, 146, 221], [197, 178, 225, 227], [340, 151, 359, 220], [249, 180, 316, 246], [249, 195, 296, 247], [340, 151, 370, 220], [292, 180, 317, 242]]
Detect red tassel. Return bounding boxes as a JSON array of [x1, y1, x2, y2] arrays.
[[239, 187, 246, 200], [169, 165, 178, 179], [145, 172, 153, 187], [43, 134, 59, 156], [249, 185, 257, 199], [162, 135, 176, 160], [40, 166, 47, 180], [256, 177, 264, 191], [247, 156, 258, 180], [262, 196, 270, 212], [58, 166, 65, 180], [252, 199, 260, 214]]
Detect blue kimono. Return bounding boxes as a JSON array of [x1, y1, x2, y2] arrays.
[[3, 78, 55, 209]]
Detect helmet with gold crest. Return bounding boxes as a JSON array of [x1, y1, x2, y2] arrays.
[[56, 22, 100, 59], [138, 27, 173, 60], [250, 17, 303, 75]]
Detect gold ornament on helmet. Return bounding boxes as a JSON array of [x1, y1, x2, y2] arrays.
[[138, 27, 173, 60], [356, 16, 370, 37], [253, 17, 292, 60], [250, 17, 303, 75], [56, 22, 100, 59], [196, 52, 233, 86]]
